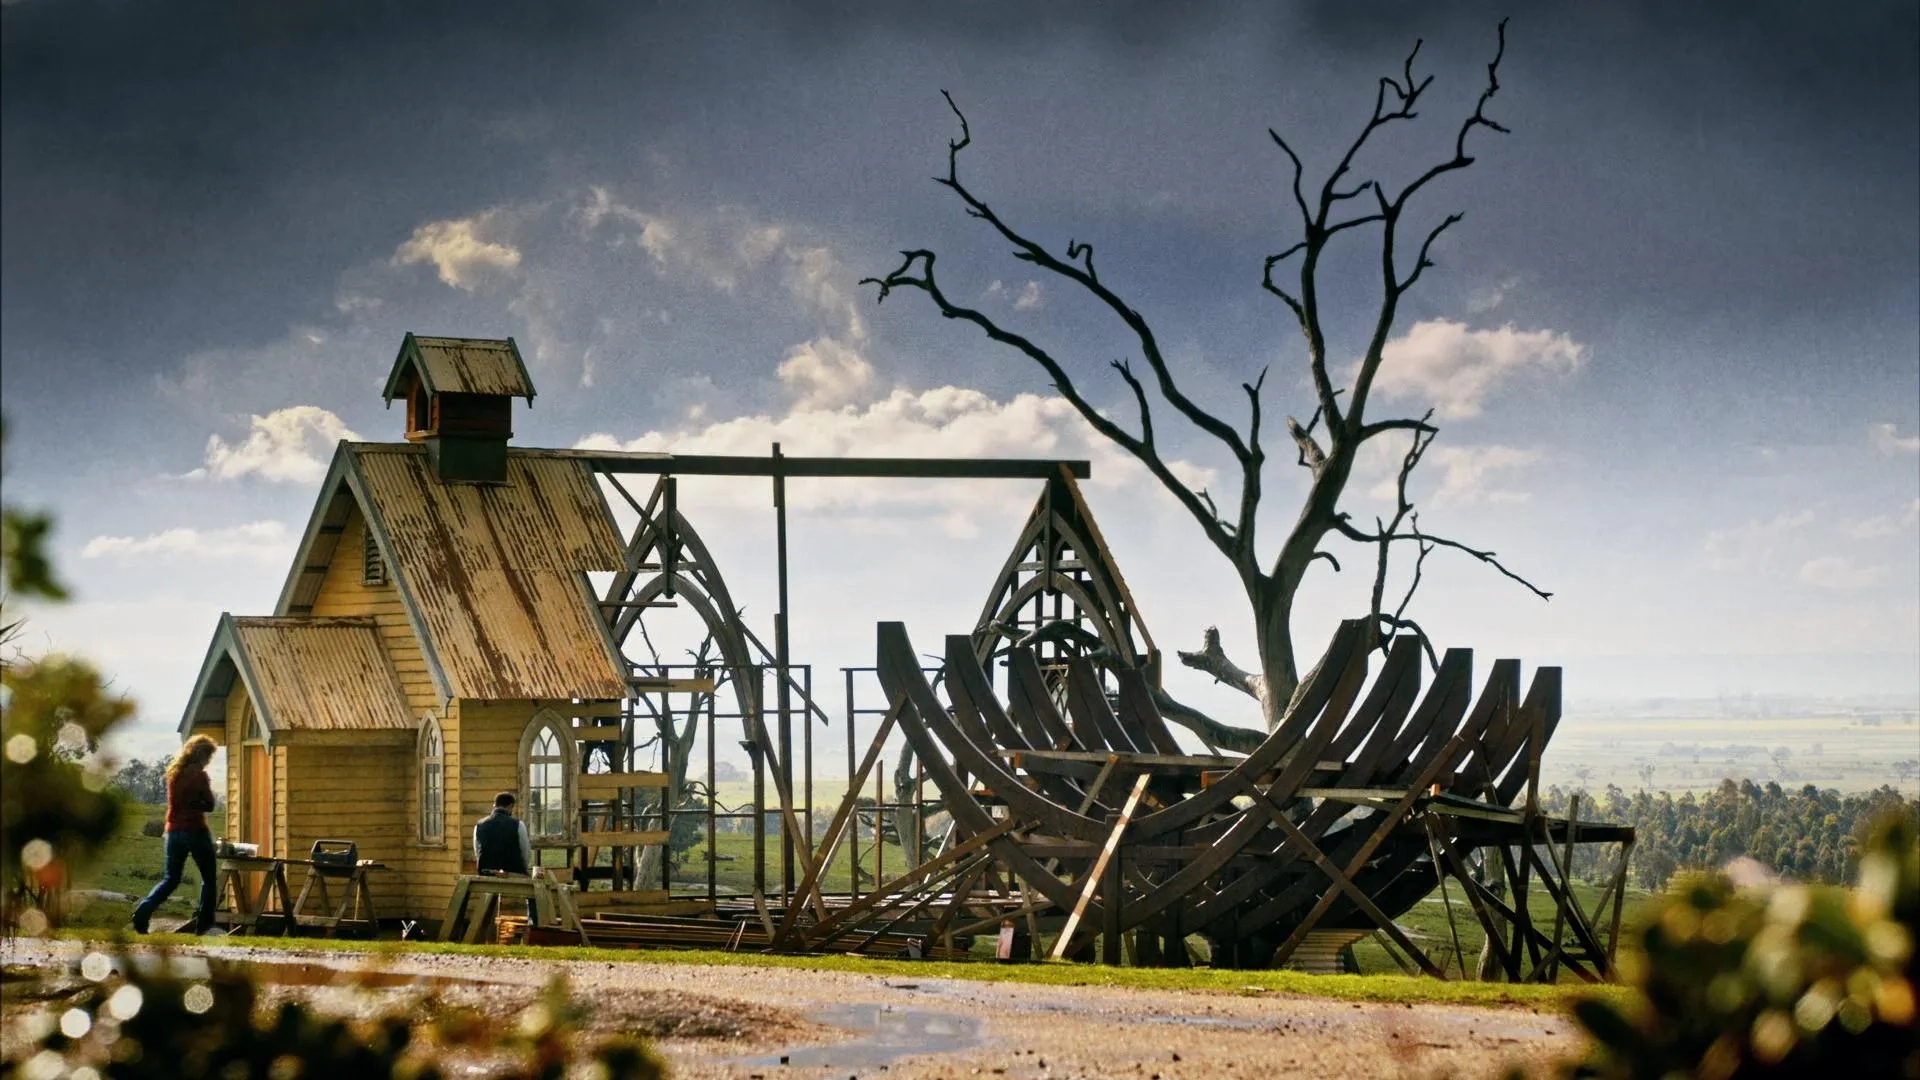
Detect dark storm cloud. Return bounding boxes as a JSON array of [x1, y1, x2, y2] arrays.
[[3, 0, 1913, 403]]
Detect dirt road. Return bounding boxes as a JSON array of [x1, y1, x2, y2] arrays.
[[4, 941, 1581, 1078]]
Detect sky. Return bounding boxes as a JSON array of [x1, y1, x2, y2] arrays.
[[3, 0, 1916, 762]]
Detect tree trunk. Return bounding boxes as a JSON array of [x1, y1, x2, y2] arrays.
[[1251, 582, 1300, 732]]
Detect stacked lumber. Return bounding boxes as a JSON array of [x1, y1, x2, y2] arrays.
[[495, 912, 968, 960]]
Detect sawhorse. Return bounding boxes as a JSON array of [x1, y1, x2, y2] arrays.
[[439, 874, 589, 945]]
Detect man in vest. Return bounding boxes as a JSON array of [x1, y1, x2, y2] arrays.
[[473, 791, 533, 876]]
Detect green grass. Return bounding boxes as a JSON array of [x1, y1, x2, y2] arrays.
[[58, 805, 1639, 1010], [63, 804, 228, 930], [671, 828, 912, 897], [1350, 877, 1658, 978], [60, 929, 1628, 1011]]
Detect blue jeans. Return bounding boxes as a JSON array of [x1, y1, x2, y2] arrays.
[[133, 829, 216, 930]]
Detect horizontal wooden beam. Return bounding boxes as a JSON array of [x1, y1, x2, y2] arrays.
[[570, 889, 670, 909], [572, 451, 1091, 480], [629, 676, 717, 694], [573, 722, 624, 740], [577, 772, 670, 796], [573, 830, 670, 847]]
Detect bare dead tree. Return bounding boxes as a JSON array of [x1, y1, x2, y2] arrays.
[[865, 20, 1548, 736]]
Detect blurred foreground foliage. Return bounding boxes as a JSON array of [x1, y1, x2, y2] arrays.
[[0, 948, 667, 1080], [1556, 811, 1917, 1078], [2, 414, 134, 934]]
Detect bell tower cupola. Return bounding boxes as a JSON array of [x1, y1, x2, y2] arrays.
[[380, 333, 535, 484]]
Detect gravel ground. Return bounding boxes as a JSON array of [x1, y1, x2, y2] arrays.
[[3, 940, 1582, 1079]]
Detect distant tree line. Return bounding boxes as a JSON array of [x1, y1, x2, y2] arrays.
[[1541, 779, 1916, 890]]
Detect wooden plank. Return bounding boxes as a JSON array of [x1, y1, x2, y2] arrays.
[[577, 772, 670, 796], [774, 693, 904, 948], [571, 889, 670, 909], [997, 748, 1242, 771], [800, 819, 1018, 949], [568, 703, 626, 718], [573, 723, 624, 740], [629, 676, 717, 694], [1050, 773, 1151, 960], [574, 830, 670, 847]]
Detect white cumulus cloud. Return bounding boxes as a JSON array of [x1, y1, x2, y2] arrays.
[[1358, 437, 1539, 505], [1371, 320, 1585, 419], [1843, 499, 1920, 540], [1868, 422, 1920, 454], [393, 211, 523, 291], [1703, 510, 1815, 572], [777, 337, 876, 410], [1798, 555, 1887, 590], [82, 521, 295, 564], [184, 406, 358, 484], [1014, 281, 1044, 311], [577, 385, 1214, 535], [1425, 445, 1541, 505]]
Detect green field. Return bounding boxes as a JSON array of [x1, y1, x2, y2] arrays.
[[62, 804, 227, 931], [1541, 707, 1919, 794]]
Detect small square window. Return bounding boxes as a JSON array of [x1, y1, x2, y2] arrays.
[[363, 528, 387, 586]]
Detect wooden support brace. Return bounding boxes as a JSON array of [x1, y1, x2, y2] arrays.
[[1050, 772, 1150, 961], [774, 693, 904, 947], [800, 819, 1018, 949], [1267, 735, 1465, 973]]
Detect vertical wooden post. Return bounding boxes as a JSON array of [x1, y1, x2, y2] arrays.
[[844, 666, 859, 898], [706, 686, 718, 906], [772, 442, 795, 900], [751, 668, 766, 899], [1101, 811, 1123, 965]]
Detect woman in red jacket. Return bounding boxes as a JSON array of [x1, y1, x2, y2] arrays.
[[131, 735, 219, 934]]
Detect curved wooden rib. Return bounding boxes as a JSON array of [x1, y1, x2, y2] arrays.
[[1113, 669, 1186, 755], [1006, 648, 1080, 751], [882, 623, 1108, 843], [1494, 667, 1561, 806], [875, 623, 1094, 916], [1183, 639, 1430, 929], [944, 635, 1102, 812], [1064, 655, 1144, 753], [1123, 619, 1371, 841]]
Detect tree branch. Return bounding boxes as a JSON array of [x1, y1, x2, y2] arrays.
[[1111, 358, 1154, 448], [1174, 625, 1265, 702], [930, 91, 1252, 466], [864, 249, 1236, 556], [1149, 689, 1265, 756], [1335, 513, 1553, 602]]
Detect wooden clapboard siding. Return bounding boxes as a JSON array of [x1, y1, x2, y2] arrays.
[[282, 745, 415, 912], [222, 693, 247, 844], [272, 744, 289, 859], [308, 509, 439, 713]]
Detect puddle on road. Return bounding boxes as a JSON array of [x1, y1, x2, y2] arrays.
[[218, 959, 484, 990], [737, 1004, 981, 1070], [62, 954, 487, 992]]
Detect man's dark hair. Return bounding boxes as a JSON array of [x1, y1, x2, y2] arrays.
[[493, 791, 517, 810]]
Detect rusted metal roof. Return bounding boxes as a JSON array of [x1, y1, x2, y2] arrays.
[[382, 333, 535, 401], [178, 614, 416, 735], [351, 444, 630, 701], [229, 617, 416, 731]]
